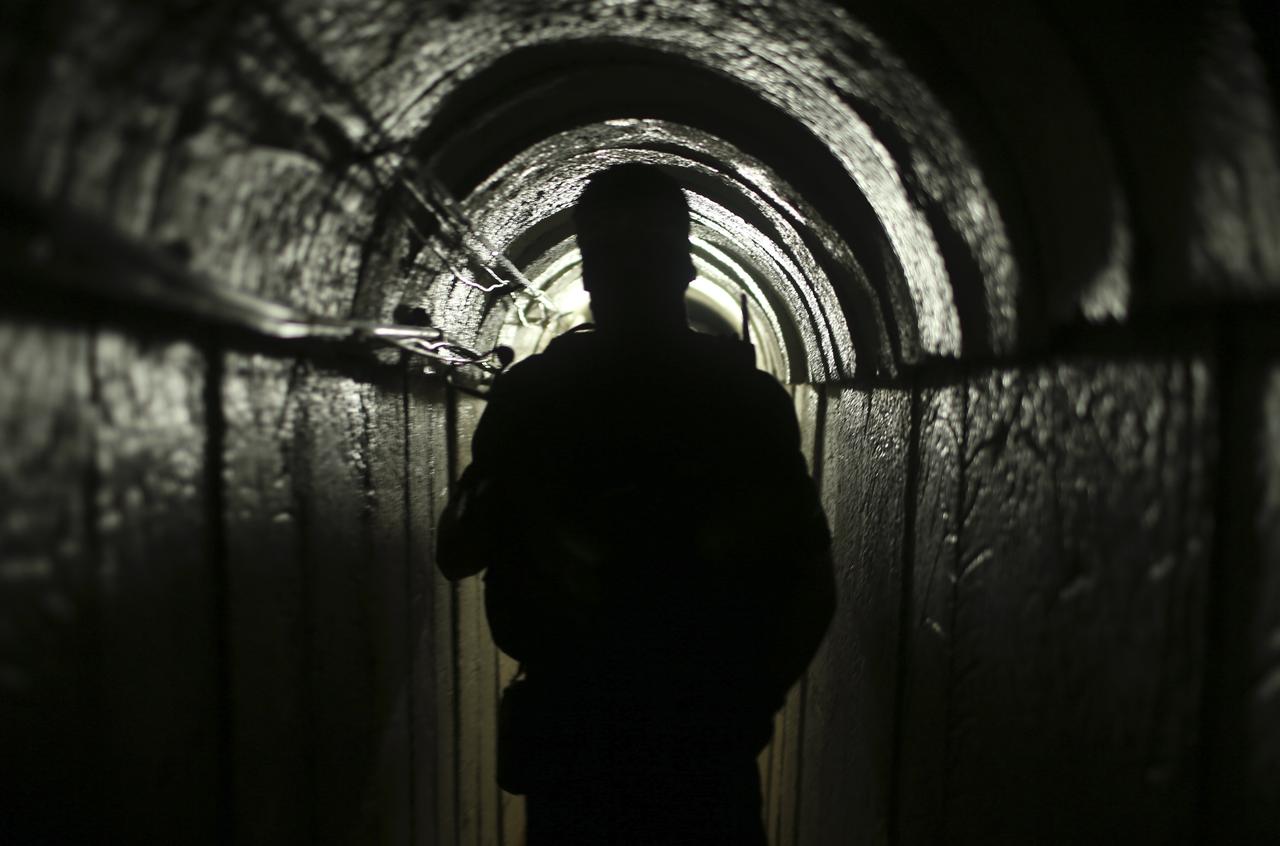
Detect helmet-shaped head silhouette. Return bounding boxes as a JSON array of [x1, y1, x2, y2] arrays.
[[573, 163, 696, 301]]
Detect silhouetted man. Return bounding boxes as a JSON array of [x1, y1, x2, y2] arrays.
[[437, 163, 834, 845]]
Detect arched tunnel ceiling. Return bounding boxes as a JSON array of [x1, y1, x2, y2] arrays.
[[324, 0, 1044, 383], [13, 0, 1279, 384], [381, 8, 1024, 374], [410, 121, 869, 383]]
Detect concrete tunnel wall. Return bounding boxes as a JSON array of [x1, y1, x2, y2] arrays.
[[2, 0, 1280, 843]]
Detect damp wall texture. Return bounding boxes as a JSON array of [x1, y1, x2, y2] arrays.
[[2, 1, 1280, 844]]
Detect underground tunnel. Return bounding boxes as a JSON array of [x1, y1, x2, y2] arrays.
[[2, 0, 1280, 843]]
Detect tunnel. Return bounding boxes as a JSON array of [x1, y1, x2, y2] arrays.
[[2, 0, 1280, 843]]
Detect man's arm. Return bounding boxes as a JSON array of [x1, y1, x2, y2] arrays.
[[750, 375, 837, 699], [761, 501, 835, 697], [436, 464, 497, 580], [435, 372, 526, 581]]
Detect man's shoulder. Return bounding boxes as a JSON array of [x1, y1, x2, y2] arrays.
[[685, 334, 790, 399], [500, 329, 594, 377], [685, 331, 756, 370], [492, 327, 784, 398], [543, 325, 601, 358], [479, 330, 590, 405]]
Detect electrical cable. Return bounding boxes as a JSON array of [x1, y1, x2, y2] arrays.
[[1, 189, 514, 377], [240, 3, 559, 320], [3, 9, 563, 383]]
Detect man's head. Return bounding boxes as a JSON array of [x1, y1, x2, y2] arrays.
[[573, 163, 696, 333]]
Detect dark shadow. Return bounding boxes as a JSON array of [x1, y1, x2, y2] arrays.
[[437, 164, 835, 844]]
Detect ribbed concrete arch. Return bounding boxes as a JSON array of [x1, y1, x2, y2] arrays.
[[381, 2, 1021, 368], [414, 120, 888, 383]]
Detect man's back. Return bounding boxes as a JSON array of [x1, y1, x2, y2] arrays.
[[440, 327, 831, 842], [470, 329, 823, 675], [436, 161, 833, 844]]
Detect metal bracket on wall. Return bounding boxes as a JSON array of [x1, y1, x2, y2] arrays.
[[0, 189, 513, 378]]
